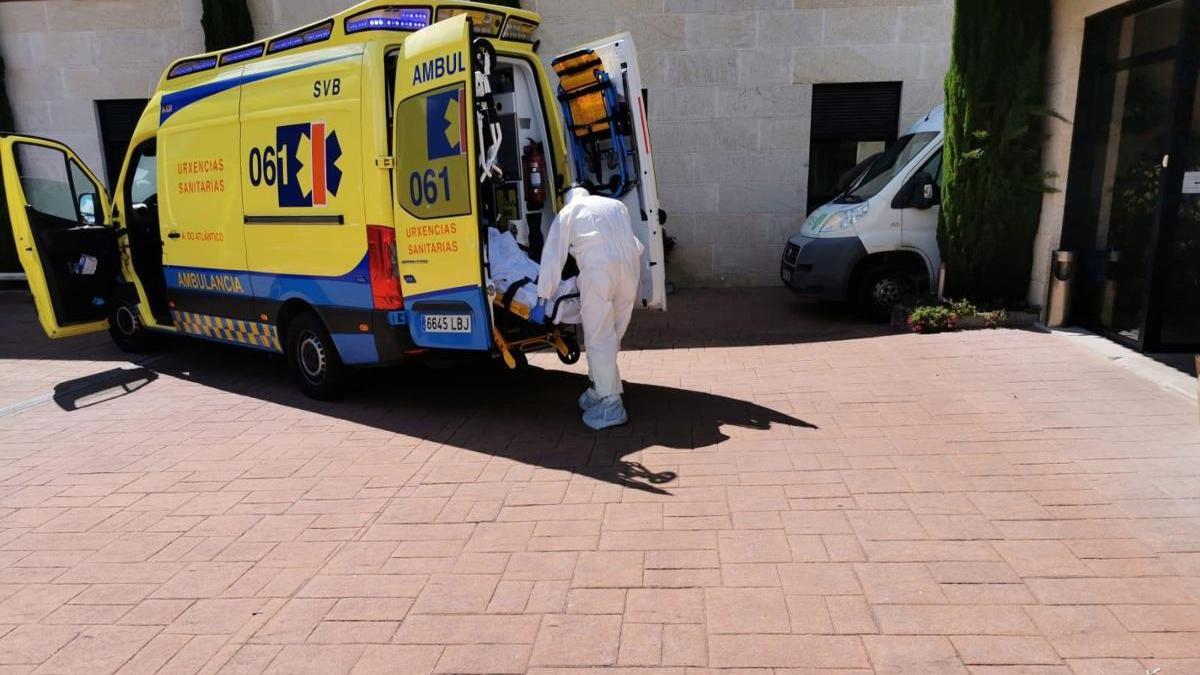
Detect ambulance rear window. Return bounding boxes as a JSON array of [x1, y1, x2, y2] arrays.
[[268, 20, 334, 55]]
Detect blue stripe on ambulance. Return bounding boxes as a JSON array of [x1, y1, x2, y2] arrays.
[[160, 53, 359, 125]]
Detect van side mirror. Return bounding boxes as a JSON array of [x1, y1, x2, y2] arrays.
[[892, 172, 938, 210], [78, 193, 96, 225]]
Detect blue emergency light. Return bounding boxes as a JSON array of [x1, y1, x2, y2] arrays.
[[268, 21, 334, 54], [220, 43, 265, 67], [345, 7, 433, 34], [167, 56, 218, 79]]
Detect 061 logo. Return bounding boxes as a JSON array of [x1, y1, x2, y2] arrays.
[[248, 122, 343, 207]]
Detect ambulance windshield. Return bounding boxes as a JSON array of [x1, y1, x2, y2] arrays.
[[837, 131, 938, 203]]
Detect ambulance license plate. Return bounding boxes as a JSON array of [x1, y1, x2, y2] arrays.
[[425, 314, 471, 333]]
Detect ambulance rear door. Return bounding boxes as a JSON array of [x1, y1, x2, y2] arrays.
[[392, 14, 491, 351], [0, 135, 117, 338], [555, 34, 667, 310]]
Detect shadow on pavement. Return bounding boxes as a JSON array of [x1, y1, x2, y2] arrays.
[[52, 366, 159, 411], [52, 340, 815, 494]]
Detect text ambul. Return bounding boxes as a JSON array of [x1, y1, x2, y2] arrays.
[[412, 52, 464, 85]]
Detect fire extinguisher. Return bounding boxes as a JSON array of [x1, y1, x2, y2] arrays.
[[522, 140, 546, 210]]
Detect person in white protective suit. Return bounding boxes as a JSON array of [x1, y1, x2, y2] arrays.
[[537, 185, 644, 430], [486, 227, 581, 324]]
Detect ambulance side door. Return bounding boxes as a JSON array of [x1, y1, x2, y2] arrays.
[[392, 15, 491, 351], [0, 135, 116, 338], [555, 33, 667, 310]]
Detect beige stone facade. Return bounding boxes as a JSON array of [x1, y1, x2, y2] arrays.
[[0, 0, 951, 287]]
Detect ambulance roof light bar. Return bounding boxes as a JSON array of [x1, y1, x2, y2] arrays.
[[268, 19, 334, 54], [345, 6, 432, 34]]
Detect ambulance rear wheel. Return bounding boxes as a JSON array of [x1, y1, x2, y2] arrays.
[[287, 312, 347, 400], [108, 298, 155, 353]]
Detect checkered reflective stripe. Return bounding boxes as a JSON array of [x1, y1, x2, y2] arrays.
[[172, 311, 282, 352]]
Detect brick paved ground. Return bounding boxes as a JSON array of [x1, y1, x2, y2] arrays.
[[0, 288, 1198, 674]]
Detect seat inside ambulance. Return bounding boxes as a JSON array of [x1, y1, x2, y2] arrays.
[[9, 142, 120, 325]]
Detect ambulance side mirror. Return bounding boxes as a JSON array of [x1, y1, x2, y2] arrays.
[[78, 193, 96, 225]]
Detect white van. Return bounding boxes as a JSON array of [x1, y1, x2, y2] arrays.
[[781, 105, 944, 314]]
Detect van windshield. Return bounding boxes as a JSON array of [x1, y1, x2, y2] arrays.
[[835, 131, 938, 203]]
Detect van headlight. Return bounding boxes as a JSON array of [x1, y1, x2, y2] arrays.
[[811, 203, 869, 234]]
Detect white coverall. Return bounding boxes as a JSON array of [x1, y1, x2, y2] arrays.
[[538, 187, 644, 428], [487, 228, 581, 324]]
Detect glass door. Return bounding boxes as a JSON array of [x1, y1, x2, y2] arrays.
[[1150, 6, 1200, 349], [1064, 0, 1198, 349]]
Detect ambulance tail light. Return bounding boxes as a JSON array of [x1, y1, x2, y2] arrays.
[[367, 225, 403, 310]]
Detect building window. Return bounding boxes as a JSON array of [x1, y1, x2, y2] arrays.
[[807, 82, 902, 214], [96, 99, 150, 191]]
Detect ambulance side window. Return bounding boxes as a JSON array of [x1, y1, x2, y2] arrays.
[[15, 144, 103, 225], [385, 50, 398, 155], [129, 148, 157, 206]]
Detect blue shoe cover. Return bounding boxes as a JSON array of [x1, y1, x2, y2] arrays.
[[578, 387, 602, 411], [583, 396, 627, 430]]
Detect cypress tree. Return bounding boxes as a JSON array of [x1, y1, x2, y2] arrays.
[[0, 47, 18, 274], [939, 1, 1053, 304], [201, 0, 255, 53]]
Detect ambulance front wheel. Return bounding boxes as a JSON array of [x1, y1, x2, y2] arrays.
[[286, 312, 347, 400], [107, 298, 155, 353]]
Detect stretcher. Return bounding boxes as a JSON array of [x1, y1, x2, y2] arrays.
[[490, 280, 581, 370], [552, 48, 636, 198]]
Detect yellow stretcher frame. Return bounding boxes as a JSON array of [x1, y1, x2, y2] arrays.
[[490, 293, 579, 369]]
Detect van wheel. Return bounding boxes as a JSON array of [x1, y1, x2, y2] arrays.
[[856, 264, 907, 320], [108, 298, 155, 353], [286, 312, 347, 400]]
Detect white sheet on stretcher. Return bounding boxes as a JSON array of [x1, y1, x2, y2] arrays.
[[487, 228, 582, 325]]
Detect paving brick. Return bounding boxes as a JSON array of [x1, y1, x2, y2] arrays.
[[351, 645, 442, 675], [950, 636, 1063, 665], [617, 623, 662, 665], [1025, 606, 1148, 658], [862, 635, 967, 674], [708, 634, 870, 669], [625, 588, 704, 624], [572, 551, 643, 588], [435, 644, 530, 673], [718, 531, 792, 563], [530, 614, 622, 666], [705, 587, 790, 633], [856, 563, 947, 604], [874, 605, 1038, 635]]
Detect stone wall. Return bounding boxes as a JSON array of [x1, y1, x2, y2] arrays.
[[521, 0, 952, 287], [0, 0, 952, 287], [0, 1, 205, 185]]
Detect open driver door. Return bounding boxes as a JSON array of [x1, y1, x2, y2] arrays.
[[0, 135, 118, 338], [392, 14, 494, 352]]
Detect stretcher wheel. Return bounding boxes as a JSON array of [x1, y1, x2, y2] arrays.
[[557, 336, 581, 365]]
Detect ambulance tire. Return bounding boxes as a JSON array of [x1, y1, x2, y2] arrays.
[[287, 312, 347, 400], [107, 298, 155, 353]]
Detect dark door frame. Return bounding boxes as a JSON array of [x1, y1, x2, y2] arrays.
[[1063, 0, 1200, 352]]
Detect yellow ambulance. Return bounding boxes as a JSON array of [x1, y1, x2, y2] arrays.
[[0, 1, 666, 397]]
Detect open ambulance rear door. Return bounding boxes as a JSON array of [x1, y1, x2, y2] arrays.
[[0, 135, 118, 338], [392, 14, 493, 351], [554, 34, 667, 311]]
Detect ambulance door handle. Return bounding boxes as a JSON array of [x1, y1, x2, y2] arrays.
[[167, 231, 181, 239]]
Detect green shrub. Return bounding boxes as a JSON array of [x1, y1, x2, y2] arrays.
[[948, 298, 977, 317], [907, 305, 958, 333], [201, 0, 255, 52], [939, 0, 1054, 305]]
